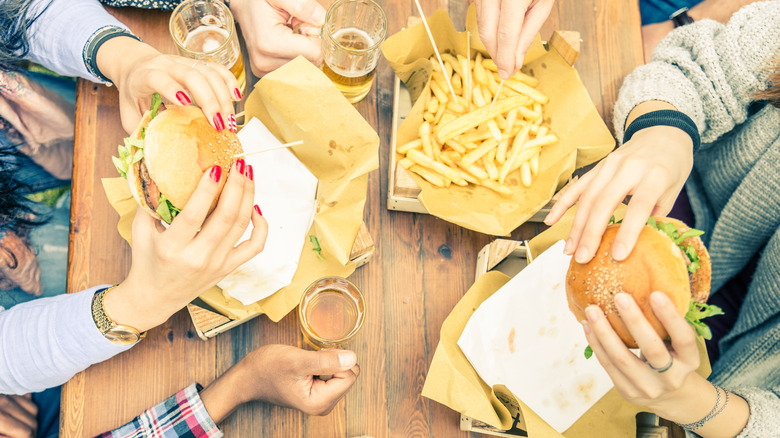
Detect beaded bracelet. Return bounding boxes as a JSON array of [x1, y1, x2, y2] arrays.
[[677, 384, 730, 431]]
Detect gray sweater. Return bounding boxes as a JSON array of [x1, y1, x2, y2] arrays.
[[613, 2, 780, 436]]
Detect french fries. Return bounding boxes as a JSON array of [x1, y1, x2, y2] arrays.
[[397, 52, 558, 195]]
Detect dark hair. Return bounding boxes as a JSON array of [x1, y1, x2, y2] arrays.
[[0, 143, 49, 269], [0, 0, 50, 71]]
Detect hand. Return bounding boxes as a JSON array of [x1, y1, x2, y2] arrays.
[[544, 124, 693, 263], [581, 292, 700, 411], [0, 394, 37, 438], [475, 0, 555, 79], [96, 37, 241, 133], [0, 232, 42, 296], [103, 159, 268, 332], [230, 0, 325, 77], [200, 345, 360, 422]]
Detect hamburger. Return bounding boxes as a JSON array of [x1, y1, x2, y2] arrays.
[[565, 216, 722, 350], [112, 94, 242, 224]]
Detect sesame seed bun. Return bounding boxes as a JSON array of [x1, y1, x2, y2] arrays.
[[125, 105, 242, 222], [565, 217, 711, 348]]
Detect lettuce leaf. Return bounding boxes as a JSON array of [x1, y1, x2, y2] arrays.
[[646, 217, 704, 274], [150, 93, 162, 119], [155, 194, 181, 225], [685, 300, 724, 340]]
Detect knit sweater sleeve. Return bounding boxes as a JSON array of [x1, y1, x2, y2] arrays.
[[612, 1, 780, 145], [730, 387, 780, 437]]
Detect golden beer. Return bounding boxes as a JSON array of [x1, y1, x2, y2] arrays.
[[182, 25, 246, 93], [322, 0, 387, 103], [299, 277, 365, 350], [322, 28, 377, 103]]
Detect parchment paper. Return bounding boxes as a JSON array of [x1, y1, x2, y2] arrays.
[[103, 56, 378, 323], [422, 205, 712, 436], [383, 6, 615, 236]]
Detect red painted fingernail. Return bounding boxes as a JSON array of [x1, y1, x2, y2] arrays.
[[176, 91, 191, 105], [254, 205, 262, 216], [228, 114, 237, 132], [209, 165, 222, 182], [246, 164, 253, 180], [236, 158, 245, 175], [234, 88, 242, 100], [213, 113, 225, 130]]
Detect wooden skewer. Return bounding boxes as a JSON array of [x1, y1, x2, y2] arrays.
[[233, 140, 304, 158], [412, 0, 457, 101], [489, 79, 505, 111]]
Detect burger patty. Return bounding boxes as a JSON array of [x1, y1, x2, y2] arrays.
[[137, 159, 161, 210]]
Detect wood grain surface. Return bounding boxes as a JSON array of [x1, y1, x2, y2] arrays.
[[62, 1, 643, 436]]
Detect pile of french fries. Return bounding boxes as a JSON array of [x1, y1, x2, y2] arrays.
[[397, 53, 558, 196]]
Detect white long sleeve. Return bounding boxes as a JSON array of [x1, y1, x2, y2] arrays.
[[0, 286, 133, 394], [25, 0, 132, 82]]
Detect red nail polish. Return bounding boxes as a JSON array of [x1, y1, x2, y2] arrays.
[[176, 91, 191, 105], [234, 88, 242, 100], [213, 113, 225, 130], [246, 164, 254, 180], [228, 114, 237, 132], [254, 205, 262, 216], [236, 158, 245, 175], [209, 165, 222, 182]]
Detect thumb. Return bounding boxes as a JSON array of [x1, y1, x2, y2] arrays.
[[270, 0, 326, 26], [295, 349, 357, 376]]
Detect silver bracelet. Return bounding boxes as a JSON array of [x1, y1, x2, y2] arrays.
[[677, 384, 730, 431]]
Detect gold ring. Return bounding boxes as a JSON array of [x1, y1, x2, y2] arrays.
[[191, 62, 199, 69], [648, 355, 673, 373]]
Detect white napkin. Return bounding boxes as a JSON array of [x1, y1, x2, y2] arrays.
[[217, 118, 318, 305], [458, 240, 614, 433]]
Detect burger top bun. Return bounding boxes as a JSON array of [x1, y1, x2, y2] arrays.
[[144, 105, 242, 210], [565, 222, 692, 348]]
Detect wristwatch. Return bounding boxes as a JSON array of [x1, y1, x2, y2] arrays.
[[91, 286, 146, 345], [670, 7, 694, 28]]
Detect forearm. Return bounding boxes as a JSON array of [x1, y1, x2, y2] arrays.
[[199, 362, 248, 424], [0, 287, 132, 394], [651, 374, 749, 438], [25, 0, 132, 81], [688, 0, 759, 23]]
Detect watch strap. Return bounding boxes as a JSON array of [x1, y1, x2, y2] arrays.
[[670, 8, 694, 28], [91, 286, 146, 344]]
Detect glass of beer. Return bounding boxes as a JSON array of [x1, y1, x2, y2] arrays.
[[321, 0, 387, 103], [169, 0, 246, 94], [298, 276, 366, 350]]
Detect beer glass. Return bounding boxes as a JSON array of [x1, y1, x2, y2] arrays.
[[321, 0, 387, 103], [298, 277, 366, 350], [169, 0, 246, 94]]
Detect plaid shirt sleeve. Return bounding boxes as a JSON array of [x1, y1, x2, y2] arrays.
[[96, 383, 223, 438]]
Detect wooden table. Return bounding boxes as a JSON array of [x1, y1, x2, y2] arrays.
[[62, 1, 643, 436]]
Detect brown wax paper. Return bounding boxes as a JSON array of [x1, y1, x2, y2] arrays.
[[383, 6, 615, 236], [422, 204, 711, 435], [102, 56, 378, 323]]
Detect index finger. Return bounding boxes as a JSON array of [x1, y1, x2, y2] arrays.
[[494, 1, 526, 78], [476, 0, 501, 59]]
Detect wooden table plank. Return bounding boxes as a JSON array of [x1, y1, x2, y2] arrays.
[[62, 1, 643, 436]]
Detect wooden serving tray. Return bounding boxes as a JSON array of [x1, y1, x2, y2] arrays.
[[387, 31, 581, 220], [186, 222, 374, 339], [461, 240, 672, 437]]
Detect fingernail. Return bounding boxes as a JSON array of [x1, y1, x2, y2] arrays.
[[615, 293, 631, 310], [245, 164, 253, 180], [234, 88, 242, 100], [213, 113, 225, 130], [209, 165, 222, 182], [651, 291, 668, 307], [586, 306, 600, 321], [564, 239, 574, 255], [338, 351, 356, 368], [254, 205, 262, 216], [498, 69, 510, 80], [176, 91, 191, 105], [236, 158, 245, 175], [543, 212, 553, 225], [612, 243, 628, 261], [575, 247, 590, 263], [581, 320, 591, 335], [228, 114, 237, 132]]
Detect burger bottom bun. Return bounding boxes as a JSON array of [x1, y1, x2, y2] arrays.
[[565, 224, 692, 348]]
